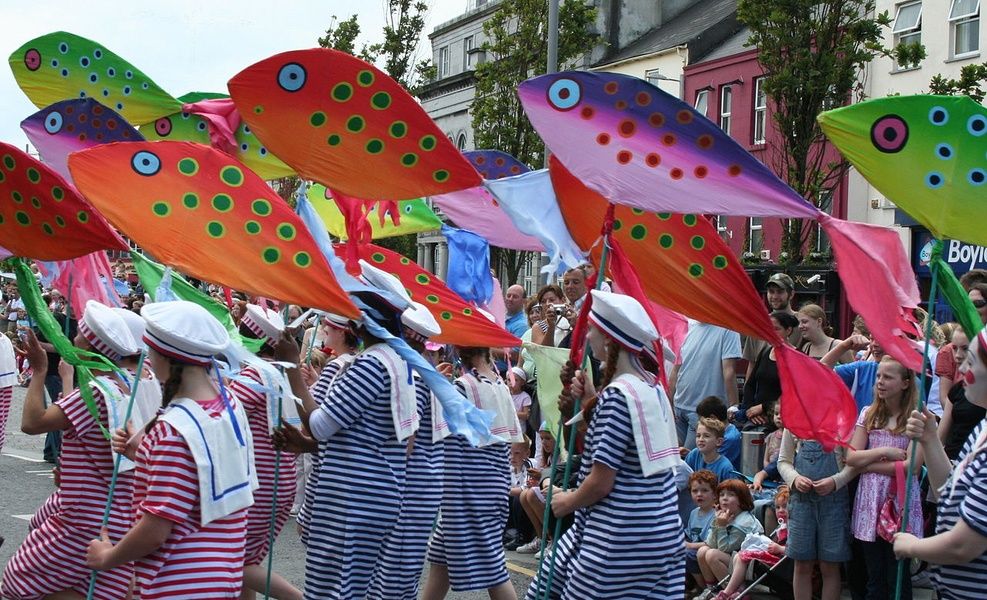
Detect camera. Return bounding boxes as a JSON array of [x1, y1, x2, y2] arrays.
[[552, 304, 566, 316]]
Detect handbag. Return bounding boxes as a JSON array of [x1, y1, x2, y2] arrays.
[[877, 459, 907, 542]]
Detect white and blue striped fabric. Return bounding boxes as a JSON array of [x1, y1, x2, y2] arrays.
[[367, 375, 445, 600], [932, 420, 987, 600], [303, 348, 409, 600], [525, 385, 685, 599], [427, 374, 512, 591]]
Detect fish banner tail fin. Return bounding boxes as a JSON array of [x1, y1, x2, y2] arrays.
[[775, 345, 857, 451]]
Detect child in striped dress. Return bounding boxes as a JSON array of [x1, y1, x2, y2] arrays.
[[229, 304, 301, 600], [2, 301, 140, 600], [0, 329, 15, 452], [525, 290, 685, 599], [422, 334, 524, 600], [84, 301, 257, 600]]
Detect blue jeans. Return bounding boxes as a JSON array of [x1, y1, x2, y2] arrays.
[[674, 407, 699, 450], [860, 538, 911, 600]]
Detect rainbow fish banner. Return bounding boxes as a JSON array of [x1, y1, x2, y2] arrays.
[[68, 141, 359, 318], [305, 183, 441, 240]]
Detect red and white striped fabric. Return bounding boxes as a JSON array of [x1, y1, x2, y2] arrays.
[[132, 397, 248, 599], [0, 385, 11, 451], [1, 383, 134, 600], [29, 490, 60, 531], [229, 366, 296, 566]]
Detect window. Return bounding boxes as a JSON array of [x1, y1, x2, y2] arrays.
[[892, 2, 923, 69], [715, 215, 730, 242], [694, 90, 709, 117], [815, 190, 834, 254], [950, 0, 981, 58], [719, 85, 732, 135], [753, 78, 767, 145], [464, 35, 475, 69], [438, 46, 450, 78], [457, 133, 467, 151], [747, 217, 763, 254]]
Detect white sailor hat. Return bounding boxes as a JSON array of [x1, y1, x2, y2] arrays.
[[111, 307, 146, 355], [359, 260, 412, 311], [141, 301, 230, 366], [401, 301, 441, 343], [241, 303, 285, 344], [587, 290, 658, 353], [510, 366, 528, 381], [79, 300, 138, 361], [314, 310, 354, 331]]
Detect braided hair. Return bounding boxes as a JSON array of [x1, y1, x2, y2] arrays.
[[581, 340, 621, 423], [144, 360, 186, 434]]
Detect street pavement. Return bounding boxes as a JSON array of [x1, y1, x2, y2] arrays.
[[0, 386, 935, 599]]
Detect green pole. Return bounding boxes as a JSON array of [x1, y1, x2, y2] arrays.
[[264, 367, 286, 599], [537, 238, 611, 600], [894, 240, 942, 600], [86, 350, 147, 599]]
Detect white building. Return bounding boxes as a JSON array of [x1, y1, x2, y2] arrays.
[[849, 0, 983, 228]]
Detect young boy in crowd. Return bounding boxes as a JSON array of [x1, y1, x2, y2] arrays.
[[685, 470, 719, 592], [686, 417, 736, 483], [697, 396, 741, 470]]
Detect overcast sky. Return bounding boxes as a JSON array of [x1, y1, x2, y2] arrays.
[[0, 0, 466, 149]]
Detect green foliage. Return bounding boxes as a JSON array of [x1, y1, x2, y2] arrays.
[[318, 14, 365, 57], [471, 0, 596, 284], [930, 62, 987, 103], [894, 41, 927, 70], [738, 0, 895, 263]]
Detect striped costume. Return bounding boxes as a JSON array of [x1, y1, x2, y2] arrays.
[[132, 396, 249, 599], [229, 365, 296, 566], [367, 375, 444, 600], [0, 385, 11, 452], [303, 347, 409, 600], [1, 380, 135, 600], [525, 385, 685, 599], [297, 353, 355, 545], [427, 372, 515, 592]]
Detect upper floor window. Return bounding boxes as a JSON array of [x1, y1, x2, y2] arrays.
[[892, 2, 923, 69], [950, 0, 981, 58], [747, 217, 763, 254], [719, 85, 733, 135], [695, 89, 710, 117], [457, 133, 468, 151], [464, 36, 476, 69], [438, 46, 450, 78], [753, 78, 768, 145]]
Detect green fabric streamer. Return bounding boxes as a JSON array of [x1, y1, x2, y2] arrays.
[[930, 241, 983, 339], [130, 251, 263, 353], [13, 258, 118, 438]]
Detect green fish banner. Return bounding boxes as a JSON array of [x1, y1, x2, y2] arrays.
[[306, 183, 441, 240]]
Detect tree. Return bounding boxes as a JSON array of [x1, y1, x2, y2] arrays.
[[737, 1, 898, 263], [930, 62, 987, 103], [470, 0, 596, 284]]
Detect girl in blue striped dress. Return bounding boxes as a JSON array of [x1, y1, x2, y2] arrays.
[[525, 290, 685, 600], [422, 337, 524, 600]]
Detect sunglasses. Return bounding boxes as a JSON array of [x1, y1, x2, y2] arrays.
[[974, 299, 987, 309]]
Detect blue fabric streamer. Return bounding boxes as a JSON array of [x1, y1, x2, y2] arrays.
[[155, 268, 180, 302], [441, 224, 493, 305], [111, 277, 131, 297]]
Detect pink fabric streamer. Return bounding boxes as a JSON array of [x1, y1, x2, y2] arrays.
[[776, 345, 858, 450], [821, 215, 924, 371], [430, 186, 543, 251], [37, 251, 121, 316], [482, 274, 508, 327], [331, 189, 374, 276], [182, 98, 242, 156]]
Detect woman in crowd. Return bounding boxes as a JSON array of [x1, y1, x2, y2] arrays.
[[524, 290, 684, 599], [739, 311, 798, 429], [937, 329, 982, 459], [797, 304, 852, 363], [894, 328, 987, 600]]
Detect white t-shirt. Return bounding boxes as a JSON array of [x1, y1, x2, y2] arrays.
[[672, 321, 742, 410]]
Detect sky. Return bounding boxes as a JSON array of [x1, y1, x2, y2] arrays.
[[0, 0, 467, 149]]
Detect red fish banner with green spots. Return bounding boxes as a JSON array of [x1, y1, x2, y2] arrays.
[[349, 243, 521, 348], [0, 141, 126, 260], [68, 141, 359, 318], [228, 49, 482, 201]]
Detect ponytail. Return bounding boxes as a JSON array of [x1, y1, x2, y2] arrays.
[[144, 361, 186, 434]]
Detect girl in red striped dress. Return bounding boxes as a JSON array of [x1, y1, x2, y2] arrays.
[[230, 304, 301, 600], [2, 301, 140, 600], [85, 301, 257, 600]]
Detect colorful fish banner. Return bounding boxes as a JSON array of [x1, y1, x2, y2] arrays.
[[228, 49, 482, 200], [819, 95, 987, 246], [36, 251, 121, 317], [518, 71, 819, 218], [0, 142, 126, 260], [305, 183, 441, 240], [67, 141, 359, 318], [10, 31, 182, 126], [464, 150, 531, 179], [347, 243, 521, 348], [21, 99, 145, 180]]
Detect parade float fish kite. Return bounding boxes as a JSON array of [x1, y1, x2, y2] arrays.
[[819, 94, 987, 247], [349, 243, 521, 349], [10, 32, 182, 126], [228, 48, 482, 200], [21, 98, 144, 180], [0, 142, 125, 260], [68, 141, 359, 318], [306, 183, 441, 240], [465, 149, 530, 179], [518, 71, 819, 218]]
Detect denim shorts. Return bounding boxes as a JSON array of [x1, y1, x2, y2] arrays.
[[785, 488, 851, 562]]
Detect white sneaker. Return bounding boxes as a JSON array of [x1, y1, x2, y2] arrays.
[[533, 549, 543, 560], [516, 539, 541, 554]]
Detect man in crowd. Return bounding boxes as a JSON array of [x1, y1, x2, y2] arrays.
[[504, 285, 528, 338]]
